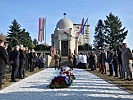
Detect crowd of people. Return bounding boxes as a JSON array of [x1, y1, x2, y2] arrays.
[[56, 43, 133, 81], [0, 34, 46, 89], [1, 33, 133, 90], [90, 43, 133, 81]]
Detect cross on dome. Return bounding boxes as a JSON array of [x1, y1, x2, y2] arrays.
[[63, 13, 67, 18]]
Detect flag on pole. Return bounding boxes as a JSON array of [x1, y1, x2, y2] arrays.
[[38, 18, 46, 42], [78, 18, 84, 42], [78, 18, 84, 36], [80, 18, 88, 34]]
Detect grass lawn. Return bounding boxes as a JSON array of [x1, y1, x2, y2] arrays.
[[2, 68, 43, 89]]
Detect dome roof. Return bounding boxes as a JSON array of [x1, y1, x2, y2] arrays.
[[56, 18, 73, 29]]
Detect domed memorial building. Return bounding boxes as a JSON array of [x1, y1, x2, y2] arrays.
[[51, 14, 90, 56]]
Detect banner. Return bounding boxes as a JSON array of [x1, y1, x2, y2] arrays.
[[38, 18, 46, 42]]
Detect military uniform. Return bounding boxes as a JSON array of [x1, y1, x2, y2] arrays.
[[68, 53, 73, 69], [54, 54, 60, 70]]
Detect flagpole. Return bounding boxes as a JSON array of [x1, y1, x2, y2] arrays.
[[87, 17, 89, 51], [45, 18, 46, 45], [84, 18, 88, 53]]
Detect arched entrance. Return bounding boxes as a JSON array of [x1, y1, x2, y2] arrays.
[[61, 41, 68, 56]]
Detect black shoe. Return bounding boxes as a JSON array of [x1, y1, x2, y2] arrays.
[[126, 78, 131, 81], [108, 75, 112, 76], [19, 77, 24, 79], [11, 80, 17, 82]]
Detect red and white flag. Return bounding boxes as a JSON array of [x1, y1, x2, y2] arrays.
[[79, 18, 84, 35], [78, 18, 84, 42], [38, 18, 46, 42]]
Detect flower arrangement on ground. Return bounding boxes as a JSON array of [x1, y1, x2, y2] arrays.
[[48, 66, 75, 89]]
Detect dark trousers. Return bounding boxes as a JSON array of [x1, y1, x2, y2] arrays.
[[29, 59, 34, 72], [25, 59, 29, 70], [11, 64, 19, 81], [113, 64, 118, 76], [100, 63, 106, 74], [0, 73, 3, 88], [109, 63, 113, 76], [118, 64, 122, 78], [19, 59, 25, 78], [121, 65, 125, 79], [82, 63, 87, 69], [90, 62, 95, 70], [55, 66, 60, 70], [68, 61, 73, 70]]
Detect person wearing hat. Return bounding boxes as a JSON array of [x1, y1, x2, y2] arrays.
[[0, 34, 8, 89]]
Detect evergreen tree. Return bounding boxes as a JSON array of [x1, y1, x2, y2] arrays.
[[19, 29, 35, 49], [93, 19, 105, 49], [104, 13, 128, 49], [34, 44, 50, 50], [7, 19, 34, 49], [33, 38, 38, 46], [7, 19, 22, 47]]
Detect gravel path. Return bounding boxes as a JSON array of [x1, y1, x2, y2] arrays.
[[0, 68, 133, 100]]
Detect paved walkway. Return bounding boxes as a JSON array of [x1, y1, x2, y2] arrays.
[[0, 68, 133, 100]]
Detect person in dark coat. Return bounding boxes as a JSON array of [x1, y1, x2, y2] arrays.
[[25, 47, 29, 70], [118, 45, 124, 79], [89, 51, 96, 71], [19, 45, 26, 79], [73, 53, 77, 68], [112, 50, 118, 77], [29, 49, 35, 72], [0, 34, 8, 88], [99, 50, 107, 74], [107, 49, 113, 76], [10, 45, 20, 82]]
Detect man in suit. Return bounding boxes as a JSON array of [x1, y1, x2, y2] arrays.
[[0, 34, 8, 89], [10, 45, 20, 82], [29, 49, 35, 72], [19, 45, 26, 79]]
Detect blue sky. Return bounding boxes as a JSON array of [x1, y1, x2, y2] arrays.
[[0, 0, 133, 49]]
